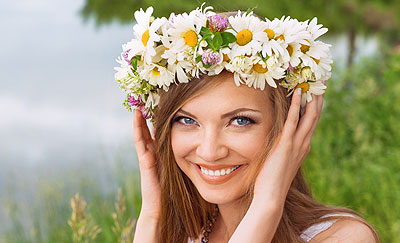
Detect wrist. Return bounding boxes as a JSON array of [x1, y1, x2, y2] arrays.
[[249, 196, 284, 217], [139, 209, 161, 222]]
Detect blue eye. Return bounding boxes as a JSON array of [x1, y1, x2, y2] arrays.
[[231, 116, 253, 126], [182, 117, 195, 125], [173, 116, 196, 125]]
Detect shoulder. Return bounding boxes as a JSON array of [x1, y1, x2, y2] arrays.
[[310, 219, 377, 243]]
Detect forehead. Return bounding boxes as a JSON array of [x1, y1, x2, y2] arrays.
[[180, 73, 272, 113]]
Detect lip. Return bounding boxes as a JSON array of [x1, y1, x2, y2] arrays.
[[193, 163, 246, 185]]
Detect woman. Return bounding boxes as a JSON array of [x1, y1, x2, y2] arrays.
[[115, 4, 379, 242]]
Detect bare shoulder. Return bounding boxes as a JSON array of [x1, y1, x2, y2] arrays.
[[310, 219, 377, 243]]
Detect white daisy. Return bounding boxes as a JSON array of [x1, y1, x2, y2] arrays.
[[224, 55, 254, 86], [299, 80, 326, 106], [284, 66, 326, 106], [275, 17, 311, 68], [260, 18, 285, 58], [124, 7, 166, 64], [140, 63, 175, 90], [245, 55, 285, 89], [305, 17, 328, 40], [227, 11, 263, 57], [168, 12, 202, 52], [114, 56, 133, 82], [301, 40, 332, 80]]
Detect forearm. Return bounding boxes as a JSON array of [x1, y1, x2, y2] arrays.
[[133, 212, 159, 243], [228, 199, 284, 243]]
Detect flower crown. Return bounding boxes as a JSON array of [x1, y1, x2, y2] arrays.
[[114, 3, 332, 119]]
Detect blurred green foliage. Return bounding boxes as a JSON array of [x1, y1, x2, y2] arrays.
[[2, 53, 399, 242], [81, 0, 400, 42], [303, 52, 400, 242]]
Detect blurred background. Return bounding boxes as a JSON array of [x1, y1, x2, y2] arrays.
[[0, 0, 399, 242]]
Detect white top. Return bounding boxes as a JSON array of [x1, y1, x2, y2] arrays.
[[188, 213, 355, 243], [300, 213, 355, 242]]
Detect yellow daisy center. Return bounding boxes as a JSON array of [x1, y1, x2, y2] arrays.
[[142, 29, 150, 47], [223, 54, 230, 62], [300, 43, 310, 53], [311, 57, 320, 64], [253, 63, 268, 73], [184, 30, 198, 47], [274, 35, 284, 41], [296, 82, 310, 93], [236, 29, 253, 46], [264, 28, 275, 40], [151, 67, 160, 76], [287, 45, 293, 57]]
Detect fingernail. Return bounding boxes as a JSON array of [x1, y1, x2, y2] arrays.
[[297, 88, 302, 95]]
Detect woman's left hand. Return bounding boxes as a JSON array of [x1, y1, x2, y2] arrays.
[[253, 88, 324, 204], [229, 88, 324, 243]]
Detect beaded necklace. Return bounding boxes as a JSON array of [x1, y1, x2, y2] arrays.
[[201, 205, 219, 243]]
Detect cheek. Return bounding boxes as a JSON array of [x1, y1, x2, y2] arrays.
[[227, 131, 268, 161], [171, 129, 196, 161]]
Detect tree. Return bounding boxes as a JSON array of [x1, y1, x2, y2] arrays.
[[81, 0, 400, 66]]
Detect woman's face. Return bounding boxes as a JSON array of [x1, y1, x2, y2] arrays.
[[171, 73, 274, 205]]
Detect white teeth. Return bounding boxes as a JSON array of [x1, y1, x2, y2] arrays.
[[200, 165, 241, 177]]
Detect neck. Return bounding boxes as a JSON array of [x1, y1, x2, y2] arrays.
[[213, 196, 250, 241]]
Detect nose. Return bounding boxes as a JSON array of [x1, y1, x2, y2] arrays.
[[196, 127, 228, 162]]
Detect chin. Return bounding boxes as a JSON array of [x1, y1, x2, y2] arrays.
[[194, 183, 248, 205]]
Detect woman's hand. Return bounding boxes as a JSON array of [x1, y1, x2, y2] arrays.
[[229, 88, 324, 243], [253, 88, 324, 203], [133, 109, 161, 243]]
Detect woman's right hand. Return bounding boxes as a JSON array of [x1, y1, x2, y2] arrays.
[[133, 108, 161, 220]]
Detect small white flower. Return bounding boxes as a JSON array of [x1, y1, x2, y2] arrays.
[[168, 12, 202, 52], [224, 55, 254, 86], [301, 41, 332, 80], [245, 55, 285, 89], [227, 11, 263, 57], [259, 18, 285, 58], [140, 63, 175, 90], [275, 17, 311, 68], [306, 17, 328, 40], [125, 7, 166, 64]]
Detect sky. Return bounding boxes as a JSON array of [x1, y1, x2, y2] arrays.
[[0, 0, 136, 167]]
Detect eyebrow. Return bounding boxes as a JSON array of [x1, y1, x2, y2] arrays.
[[177, 108, 261, 120]]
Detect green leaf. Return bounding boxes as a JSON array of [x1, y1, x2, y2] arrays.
[[206, 38, 215, 50], [195, 55, 202, 62], [200, 26, 212, 37], [199, 34, 212, 45], [221, 32, 237, 45], [259, 52, 269, 62], [212, 32, 223, 51], [131, 58, 138, 70], [245, 7, 257, 16]]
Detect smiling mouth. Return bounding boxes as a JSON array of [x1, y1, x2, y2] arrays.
[[198, 164, 242, 176], [194, 163, 245, 184]]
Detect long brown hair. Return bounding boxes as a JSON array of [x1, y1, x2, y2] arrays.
[[153, 70, 378, 242]]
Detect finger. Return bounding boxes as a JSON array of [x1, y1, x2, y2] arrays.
[[303, 94, 324, 147], [294, 94, 318, 144], [133, 109, 152, 154], [282, 88, 302, 138], [297, 145, 311, 168]]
